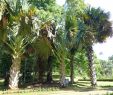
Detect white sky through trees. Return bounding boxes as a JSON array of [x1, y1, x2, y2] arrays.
[[56, 0, 113, 60]]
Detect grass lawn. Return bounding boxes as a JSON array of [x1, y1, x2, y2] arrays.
[[0, 80, 113, 95]]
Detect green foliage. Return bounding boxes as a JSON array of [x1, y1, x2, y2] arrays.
[[65, 15, 78, 41], [74, 50, 88, 77], [96, 59, 113, 79], [0, 50, 12, 78], [28, 0, 56, 10], [0, 1, 9, 43], [19, 54, 37, 84], [66, 0, 86, 16], [6, 36, 27, 59], [108, 55, 113, 61], [65, 0, 86, 54], [83, 7, 112, 43], [33, 37, 52, 60], [28, 0, 63, 23]]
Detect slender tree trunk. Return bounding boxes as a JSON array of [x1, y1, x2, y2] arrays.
[[38, 58, 45, 83], [86, 46, 97, 87], [70, 54, 74, 84], [9, 57, 21, 89], [46, 56, 53, 83], [60, 58, 66, 87]]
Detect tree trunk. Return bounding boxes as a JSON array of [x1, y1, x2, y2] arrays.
[[70, 54, 74, 84], [9, 57, 21, 89], [47, 71, 52, 83], [60, 58, 66, 87], [46, 56, 53, 83], [86, 46, 97, 87], [38, 58, 45, 83]]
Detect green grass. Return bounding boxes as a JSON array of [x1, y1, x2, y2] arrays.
[[0, 87, 60, 95], [106, 93, 113, 95], [1, 90, 57, 95], [0, 80, 113, 95]]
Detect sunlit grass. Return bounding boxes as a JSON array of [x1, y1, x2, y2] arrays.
[[0, 87, 60, 95], [0, 79, 113, 95]]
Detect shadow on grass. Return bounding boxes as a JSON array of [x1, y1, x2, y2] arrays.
[[61, 81, 113, 92], [1, 79, 113, 94], [61, 82, 95, 92], [100, 86, 113, 91]]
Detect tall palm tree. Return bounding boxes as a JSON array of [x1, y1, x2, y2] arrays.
[[28, 0, 62, 83], [65, 15, 78, 84], [33, 36, 52, 83], [68, 7, 112, 87], [31, 20, 56, 83], [82, 7, 113, 87], [2, 0, 37, 89], [53, 29, 68, 87], [65, 0, 86, 84], [6, 14, 32, 89]]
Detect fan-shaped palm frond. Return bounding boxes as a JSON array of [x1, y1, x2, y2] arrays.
[[83, 7, 113, 43]]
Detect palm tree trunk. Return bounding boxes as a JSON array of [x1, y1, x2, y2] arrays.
[[60, 58, 66, 87], [70, 54, 74, 84], [9, 57, 21, 89], [46, 56, 53, 83], [38, 58, 45, 83], [86, 46, 97, 87]]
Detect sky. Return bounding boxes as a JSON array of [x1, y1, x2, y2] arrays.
[[56, 0, 113, 60], [56, 0, 66, 6]]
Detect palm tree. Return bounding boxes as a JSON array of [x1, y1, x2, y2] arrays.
[[82, 7, 113, 87], [32, 36, 52, 83], [5, 14, 33, 89], [54, 29, 68, 87], [27, 0, 62, 83], [6, 36, 27, 89], [65, 0, 86, 84], [2, 0, 37, 89], [65, 15, 78, 84], [32, 20, 56, 83], [67, 7, 112, 87]]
